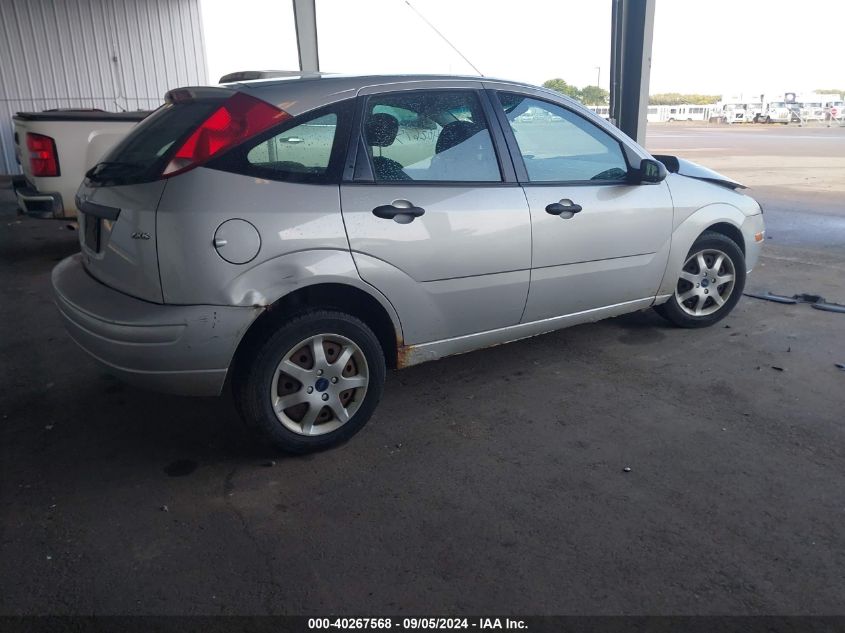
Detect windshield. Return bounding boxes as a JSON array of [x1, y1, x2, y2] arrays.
[[87, 100, 219, 186]]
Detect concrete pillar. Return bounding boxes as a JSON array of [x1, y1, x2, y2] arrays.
[[609, 0, 656, 145], [292, 0, 319, 72]]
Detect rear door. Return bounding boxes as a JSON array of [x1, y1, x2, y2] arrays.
[[340, 84, 531, 345], [490, 89, 674, 322]]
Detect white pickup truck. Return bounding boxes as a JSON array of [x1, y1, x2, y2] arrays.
[[12, 109, 149, 219]]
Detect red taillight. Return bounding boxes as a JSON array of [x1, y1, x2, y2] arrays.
[[27, 133, 60, 177], [163, 93, 290, 177]]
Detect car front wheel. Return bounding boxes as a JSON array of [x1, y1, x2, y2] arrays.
[[234, 310, 386, 453], [654, 231, 746, 328]]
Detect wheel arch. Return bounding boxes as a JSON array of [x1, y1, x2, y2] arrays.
[[657, 203, 747, 297], [231, 281, 403, 378], [704, 221, 746, 255]]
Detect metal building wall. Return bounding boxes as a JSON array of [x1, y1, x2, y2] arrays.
[[0, 0, 208, 174]]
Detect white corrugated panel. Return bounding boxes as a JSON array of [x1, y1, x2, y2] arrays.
[[0, 0, 208, 174]]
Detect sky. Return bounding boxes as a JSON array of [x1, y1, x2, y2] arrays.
[[201, 0, 845, 97]]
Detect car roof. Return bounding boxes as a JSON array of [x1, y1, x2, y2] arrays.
[[224, 72, 569, 117], [221, 71, 535, 89]]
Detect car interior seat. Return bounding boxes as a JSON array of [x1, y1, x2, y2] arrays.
[[365, 113, 410, 181], [429, 120, 498, 181]]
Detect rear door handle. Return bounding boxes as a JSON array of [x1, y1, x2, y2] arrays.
[[372, 200, 426, 223], [545, 200, 583, 216]]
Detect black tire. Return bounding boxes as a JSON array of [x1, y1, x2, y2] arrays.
[[654, 231, 746, 328], [233, 310, 386, 453]]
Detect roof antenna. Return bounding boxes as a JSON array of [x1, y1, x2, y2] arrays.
[[403, 0, 484, 76]]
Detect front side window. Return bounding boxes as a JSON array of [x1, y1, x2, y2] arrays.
[[498, 93, 629, 183], [362, 90, 501, 182]]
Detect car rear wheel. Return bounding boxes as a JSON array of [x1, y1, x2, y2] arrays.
[[654, 231, 746, 328], [234, 310, 386, 453]]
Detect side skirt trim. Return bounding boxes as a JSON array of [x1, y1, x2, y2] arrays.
[[397, 296, 655, 368]]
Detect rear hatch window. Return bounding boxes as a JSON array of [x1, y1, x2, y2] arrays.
[[85, 86, 292, 187], [86, 88, 232, 187]]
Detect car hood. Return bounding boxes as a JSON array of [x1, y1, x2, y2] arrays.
[[653, 155, 746, 190]]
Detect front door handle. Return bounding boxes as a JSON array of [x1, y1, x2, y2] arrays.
[[372, 199, 426, 223], [545, 200, 583, 216]]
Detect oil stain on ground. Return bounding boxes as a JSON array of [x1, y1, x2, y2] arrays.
[[617, 327, 666, 345], [164, 459, 198, 477]]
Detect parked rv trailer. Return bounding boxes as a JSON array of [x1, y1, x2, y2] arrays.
[[643, 104, 716, 122]]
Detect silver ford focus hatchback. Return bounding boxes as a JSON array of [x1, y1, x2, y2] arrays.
[[53, 74, 765, 452]]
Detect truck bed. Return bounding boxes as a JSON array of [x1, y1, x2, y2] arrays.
[[14, 111, 150, 122], [13, 109, 151, 218]]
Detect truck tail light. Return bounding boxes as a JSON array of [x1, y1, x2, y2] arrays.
[[27, 132, 60, 177], [163, 92, 290, 177]]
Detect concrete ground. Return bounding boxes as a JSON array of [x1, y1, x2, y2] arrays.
[[1, 125, 843, 616]]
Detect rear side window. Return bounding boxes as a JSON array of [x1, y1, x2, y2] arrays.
[[87, 101, 219, 186], [210, 102, 352, 184], [246, 113, 338, 175]]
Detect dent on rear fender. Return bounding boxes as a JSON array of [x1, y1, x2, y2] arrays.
[[222, 249, 361, 306], [221, 248, 404, 337]]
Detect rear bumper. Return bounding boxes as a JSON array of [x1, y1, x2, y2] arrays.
[[15, 184, 64, 219], [52, 254, 261, 396]]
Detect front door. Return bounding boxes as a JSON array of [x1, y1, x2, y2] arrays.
[[492, 91, 674, 322], [340, 86, 531, 345]]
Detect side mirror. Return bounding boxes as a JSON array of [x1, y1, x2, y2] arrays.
[[639, 158, 667, 183]]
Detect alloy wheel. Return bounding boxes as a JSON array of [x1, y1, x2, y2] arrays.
[[674, 248, 736, 317], [270, 334, 369, 436]]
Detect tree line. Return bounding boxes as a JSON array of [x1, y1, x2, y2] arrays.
[[541, 79, 609, 105], [543, 79, 719, 106], [649, 93, 721, 105]]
